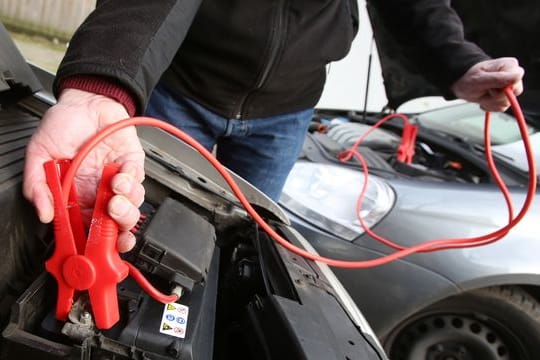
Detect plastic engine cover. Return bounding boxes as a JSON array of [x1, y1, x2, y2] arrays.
[[134, 198, 216, 290]]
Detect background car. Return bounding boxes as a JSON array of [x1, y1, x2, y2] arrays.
[[281, 103, 540, 360], [0, 22, 387, 360], [280, 1, 540, 359]]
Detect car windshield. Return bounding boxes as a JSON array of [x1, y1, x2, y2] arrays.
[[415, 102, 537, 146], [415, 102, 539, 172]]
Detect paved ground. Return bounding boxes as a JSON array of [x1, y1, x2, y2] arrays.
[[9, 31, 66, 73]]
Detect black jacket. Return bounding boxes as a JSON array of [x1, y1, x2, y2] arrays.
[[54, 0, 487, 119], [453, 0, 540, 124], [369, 0, 538, 109], [453, 0, 540, 92]]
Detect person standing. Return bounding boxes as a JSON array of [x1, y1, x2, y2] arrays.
[[23, 0, 523, 251]]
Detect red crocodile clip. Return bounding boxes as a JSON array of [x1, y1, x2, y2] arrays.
[[44, 160, 128, 329], [396, 123, 418, 164]]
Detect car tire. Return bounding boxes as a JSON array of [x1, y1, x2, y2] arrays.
[[384, 286, 540, 360]]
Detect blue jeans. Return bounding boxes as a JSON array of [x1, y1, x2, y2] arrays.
[[145, 84, 313, 201]]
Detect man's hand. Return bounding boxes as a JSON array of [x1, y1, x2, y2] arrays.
[[23, 89, 145, 252], [451, 57, 524, 112]]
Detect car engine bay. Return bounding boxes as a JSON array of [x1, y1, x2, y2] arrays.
[[305, 110, 529, 187]]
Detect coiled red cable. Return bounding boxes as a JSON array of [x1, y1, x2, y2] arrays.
[[340, 87, 534, 253], [61, 87, 535, 269]]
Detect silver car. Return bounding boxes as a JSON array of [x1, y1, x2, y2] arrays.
[[281, 103, 540, 360], [281, 2, 540, 358]]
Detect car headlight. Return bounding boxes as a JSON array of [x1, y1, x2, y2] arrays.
[[280, 161, 395, 241]]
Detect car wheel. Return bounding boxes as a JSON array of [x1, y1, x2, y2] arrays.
[[384, 286, 540, 360]]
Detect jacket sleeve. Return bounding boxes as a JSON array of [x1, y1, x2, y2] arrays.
[[368, 0, 490, 91], [53, 0, 202, 113]]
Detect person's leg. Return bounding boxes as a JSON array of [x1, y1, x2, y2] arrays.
[[146, 83, 313, 200], [216, 109, 313, 201], [145, 83, 227, 151]]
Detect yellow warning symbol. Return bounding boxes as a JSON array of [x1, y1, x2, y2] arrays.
[[167, 304, 176, 311], [163, 323, 172, 331]]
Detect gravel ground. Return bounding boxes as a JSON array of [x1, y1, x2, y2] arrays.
[[9, 31, 66, 73]]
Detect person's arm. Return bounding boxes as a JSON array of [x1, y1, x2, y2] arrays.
[[24, 89, 144, 252], [451, 57, 523, 111], [369, 0, 489, 89], [368, 0, 523, 111], [24, 1, 202, 252], [55, 0, 202, 113]]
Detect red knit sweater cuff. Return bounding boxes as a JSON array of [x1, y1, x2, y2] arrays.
[[58, 75, 137, 116]]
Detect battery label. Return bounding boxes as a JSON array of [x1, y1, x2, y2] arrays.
[[159, 303, 189, 338]]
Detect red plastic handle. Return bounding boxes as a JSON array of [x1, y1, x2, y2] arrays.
[[397, 124, 418, 164], [44, 160, 78, 321], [84, 163, 129, 329]]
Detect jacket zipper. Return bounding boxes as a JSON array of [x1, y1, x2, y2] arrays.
[[234, 0, 287, 119]]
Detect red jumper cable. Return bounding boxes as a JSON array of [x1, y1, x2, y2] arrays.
[[50, 87, 534, 282], [337, 113, 418, 165]]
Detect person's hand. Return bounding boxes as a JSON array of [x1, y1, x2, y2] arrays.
[[451, 57, 524, 112], [23, 89, 145, 252]]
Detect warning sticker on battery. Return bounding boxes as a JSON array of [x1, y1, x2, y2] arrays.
[[159, 303, 189, 338]]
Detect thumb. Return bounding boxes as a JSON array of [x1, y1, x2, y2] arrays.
[[31, 182, 54, 224], [23, 151, 54, 223]]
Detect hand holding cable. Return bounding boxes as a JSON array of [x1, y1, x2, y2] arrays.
[[23, 89, 145, 253]]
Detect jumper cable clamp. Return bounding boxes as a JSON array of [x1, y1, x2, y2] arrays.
[[44, 159, 128, 330]]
